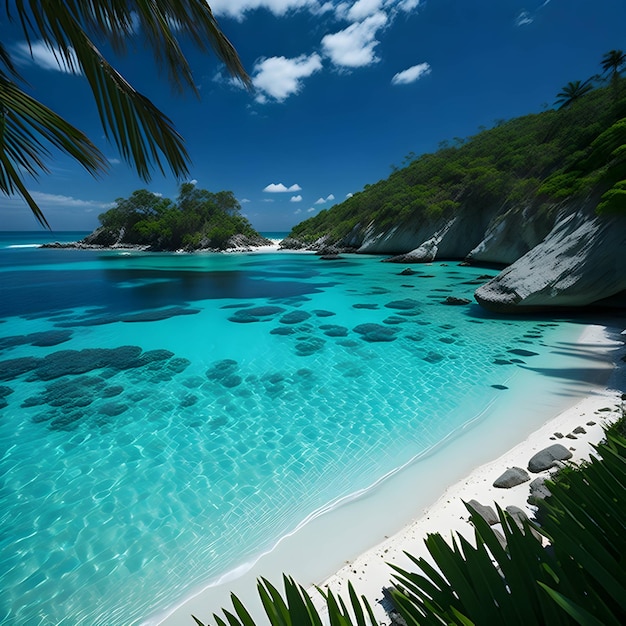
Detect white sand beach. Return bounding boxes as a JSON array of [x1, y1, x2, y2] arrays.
[[155, 322, 625, 626]]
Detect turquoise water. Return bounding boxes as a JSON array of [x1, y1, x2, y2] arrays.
[[0, 232, 585, 625]]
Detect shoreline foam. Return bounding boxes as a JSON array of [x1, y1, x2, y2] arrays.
[[155, 322, 625, 626]]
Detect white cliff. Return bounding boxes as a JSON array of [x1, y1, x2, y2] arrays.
[[474, 208, 626, 311]]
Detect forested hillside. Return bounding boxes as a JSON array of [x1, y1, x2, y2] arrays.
[[288, 82, 626, 248]]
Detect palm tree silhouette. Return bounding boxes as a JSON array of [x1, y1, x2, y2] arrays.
[[601, 49, 626, 79], [554, 79, 594, 109], [0, 2, 250, 226]]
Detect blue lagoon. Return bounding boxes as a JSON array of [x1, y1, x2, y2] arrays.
[[0, 233, 598, 625]]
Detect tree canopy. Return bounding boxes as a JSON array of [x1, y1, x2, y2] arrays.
[[89, 183, 264, 250], [554, 79, 594, 109], [0, 1, 249, 227]]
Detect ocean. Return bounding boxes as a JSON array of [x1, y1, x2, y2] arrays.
[[0, 231, 591, 625]]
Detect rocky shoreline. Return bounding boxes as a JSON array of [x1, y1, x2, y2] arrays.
[[280, 204, 626, 313], [41, 231, 273, 253]]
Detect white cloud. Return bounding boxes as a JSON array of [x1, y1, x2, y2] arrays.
[[14, 41, 79, 74], [239, 198, 251, 203], [346, 192, 354, 198], [262, 198, 275, 202], [294, 208, 303, 214], [391, 62, 431, 85], [208, 0, 420, 21], [209, 0, 317, 20], [321, 12, 388, 68], [107, 158, 121, 165], [347, 0, 384, 21], [29, 191, 111, 209], [314, 194, 335, 204], [515, 1, 550, 26], [290, 195, 303, 202], [307, 207, 316, 212], [253, 53, 323, 102], [396, 0, 421, 11], [263, 182, 302, 192]]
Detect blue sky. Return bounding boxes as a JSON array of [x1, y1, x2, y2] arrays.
[[2, 0, 625, 232]]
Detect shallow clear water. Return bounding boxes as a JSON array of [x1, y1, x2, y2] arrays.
[[0, 233, 584, 625]]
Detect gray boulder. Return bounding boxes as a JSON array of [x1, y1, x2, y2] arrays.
[[493, 466, 530, 488], [527, 444, 572, 473], [443, 296, 471, 305], [528, 477, 552, 504], [467, 499, 498, 525], [492, 527, 507, 550], [505, 505, 542, 541], [475, 207, 626, 312]]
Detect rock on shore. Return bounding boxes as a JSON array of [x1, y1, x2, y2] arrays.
[[284, 199, 626, 313], [474, 209, 626, 312]]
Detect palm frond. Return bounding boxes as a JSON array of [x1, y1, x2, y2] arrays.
[[12, 1, 250, 90], [0, 75, 107, 226], [2, 1, 251, 225]]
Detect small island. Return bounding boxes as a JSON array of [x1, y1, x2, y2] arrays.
[[45, 183, 272, 252]]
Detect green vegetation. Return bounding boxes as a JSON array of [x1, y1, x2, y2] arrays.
[[0, 2, 248, 226], [195, 411, 626, 625], [289, 52, 626, 246], [554, 80, 594, 109], [90, 183, 264, 250]]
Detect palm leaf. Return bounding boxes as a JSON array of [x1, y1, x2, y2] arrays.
[[539, 583, 611, 626], [2, 0, 250, 225], [0, 75, 108, 226]]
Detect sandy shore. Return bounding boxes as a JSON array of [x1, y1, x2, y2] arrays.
[[314, 323, 625, 624], [155, 322, 625, 626]]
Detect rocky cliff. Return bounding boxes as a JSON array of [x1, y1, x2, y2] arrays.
[[474, 205, 626, 312], [283, 86, 626, 313], [283, 197, 626, 313]]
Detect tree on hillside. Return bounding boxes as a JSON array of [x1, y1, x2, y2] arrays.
[[601, 49, 626, 102], [554, 79, 593, 109], [601, 49, 626, 79], [0, 1, 250, 227]]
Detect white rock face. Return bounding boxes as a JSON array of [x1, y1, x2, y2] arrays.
[[293, 195, 625, 312], [467, 204, 554, 265], [357, 205, 500, 259], [474, 209, 626, 311], [356, 220, 443, 254]]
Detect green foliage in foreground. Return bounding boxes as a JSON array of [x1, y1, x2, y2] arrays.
[[93, 183, 262, 250], [195, 577, 377, 626], [198, 417, 626, 625], [290, 81, 626, 245]]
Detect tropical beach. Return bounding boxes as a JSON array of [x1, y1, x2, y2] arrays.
[[2, 2, 626, 625], [156, 322, 625, 626]]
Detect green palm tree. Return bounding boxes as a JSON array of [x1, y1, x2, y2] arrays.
[[601, 49, 626, 79], [0, 1, 250, 227], [554, 79, 593, 110]]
